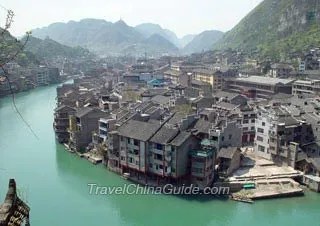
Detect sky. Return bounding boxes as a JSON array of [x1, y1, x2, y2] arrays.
[[0, 0, 263, 38]]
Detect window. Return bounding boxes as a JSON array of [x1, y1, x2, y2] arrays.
[[121, 137, 124, 141], [243, 127, 248, 131], [134, 139, 139, 146], [251, 119, 255, 123], [221, 136, 224, 141], [262, 122, 266, 126], [257, 128, 264, 133], [149, 163, 153, 168], [129, 157, 134, 163], [229, 134, 232, 140], [121, 156, 125, 161], [257, 136, 263, 142], [155, 154, 163, 161], [155, 143, 163, 150], [258, 145, 265, 152], [251, 126, 255, 131], [243, 119, 249, 124]]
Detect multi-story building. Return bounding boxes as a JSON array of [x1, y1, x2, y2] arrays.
[[292, 79, 320, 95], [192, 69, 223, 93], [239, 105, 256, 145], [189, 139, 216, 189], [255, 106, 314, 166], [269, 63, 293, 78], [36, 66, 50, 86], [164, 70, 181, 85], [54, 105, 76, 143], [225, 76, 294, 99], [68, 108, 106, 152]]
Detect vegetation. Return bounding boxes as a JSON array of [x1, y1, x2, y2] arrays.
[[214, 0, 320, 61], [23, 36, 92, 59]]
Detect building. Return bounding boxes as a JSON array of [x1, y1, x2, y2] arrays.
[[189, 139, 216, 189], [68, 108, 106, 152], [239, 105, 256, 145], [217, 147, 241, 177], [54, 105, 76, 143], [36, 66, 50, 86], [292, 79, 320, 95], [269, 63, 293, 78], [164, 70, 181, 85], [255, 106, 314, 165], [225, 76, 295, 99], [192, 69, 223, 93]]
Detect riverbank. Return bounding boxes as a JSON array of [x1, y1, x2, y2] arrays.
[[1, 85, 320, 226]]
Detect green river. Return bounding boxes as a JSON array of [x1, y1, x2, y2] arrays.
[[0, 84, 319, 226]]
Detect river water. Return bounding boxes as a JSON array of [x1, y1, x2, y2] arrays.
[[0, 84, 319, 226]]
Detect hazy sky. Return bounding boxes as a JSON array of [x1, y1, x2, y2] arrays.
[[0, 0, 263, 38]]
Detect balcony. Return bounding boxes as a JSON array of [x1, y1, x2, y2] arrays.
[[150, 148, 163, 155], [165, 155, 172, 162]]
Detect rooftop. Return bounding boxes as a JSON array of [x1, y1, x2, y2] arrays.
[[233, 76, 295, 86], [218, 147, 240, 159], [118, 119, 161, 142]]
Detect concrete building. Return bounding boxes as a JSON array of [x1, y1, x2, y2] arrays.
[[292, 79, 320, 95], [255, 106, 314, 166], [54, 105, 76, 143], [189, 139, 216, 189], [217, 147, 241, 177], [36, 66, 50, 86], [192, 69, 223, 93], [68, 108, 106, 152], [269, 63, 293, 78], [225, 76, 294, 99]]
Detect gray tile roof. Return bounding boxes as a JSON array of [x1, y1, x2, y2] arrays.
[[150, 127, 179, 144], [75, 107, 94, 118], [170, 132, 192, 146], [118, 119, 161, 142], [215, 102, 238, 110], [214, 91, 239, 100], [218, 147, 240, 159], [194, 119, 212, 134], [150, 95, 170, 105]]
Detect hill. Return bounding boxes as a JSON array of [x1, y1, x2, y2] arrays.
[[214, 0, 320, 61], [32, 19, 179, 56], [0, 29, 39, 67], [135, 23, 181, 48], [183, 30, 224, 54], [24, 36, 92, 59]]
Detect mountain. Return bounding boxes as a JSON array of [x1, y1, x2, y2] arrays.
[[214, 0, 320, 60], [0, 29, 40, 67], [135, 23, 181, 48], [32, 19, 178, 56], [24, 36, 92, 59], [180, 34, 197, 48], [183, 30, 224, 54], [143, 34, 179, 53]]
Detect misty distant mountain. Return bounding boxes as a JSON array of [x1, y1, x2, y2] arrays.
[[32, 19, 178, 56], [180, 34, 197, 48], [135, 23, 181, 48], [32, 18, 224, 56], [143, 34, 179, 52], [183, 30, 224, 54]]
